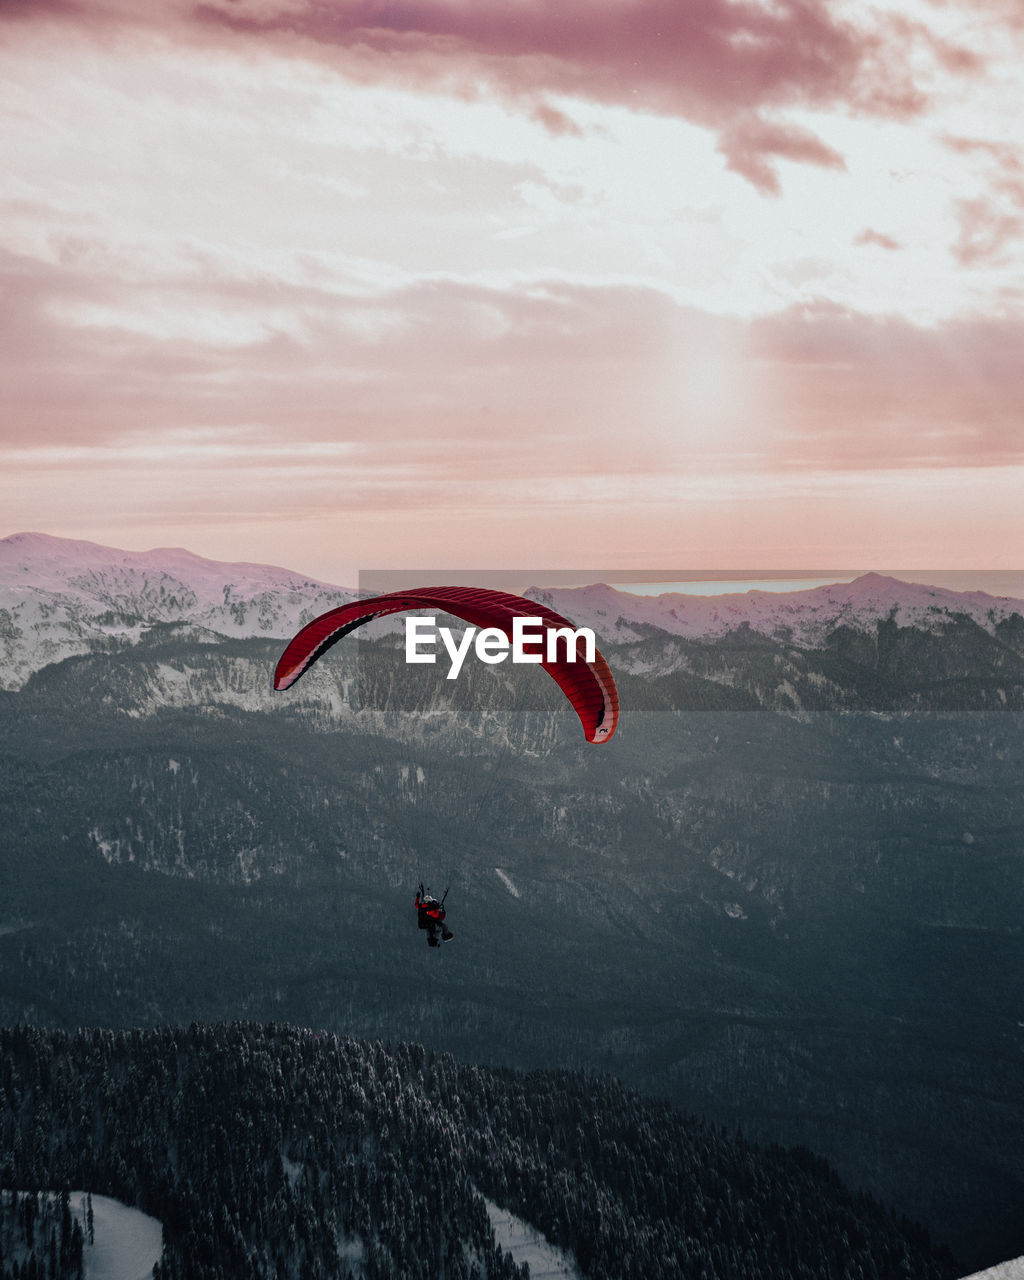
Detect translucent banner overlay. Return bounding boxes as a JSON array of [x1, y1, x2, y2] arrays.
[[346, 570, 1024, 715]]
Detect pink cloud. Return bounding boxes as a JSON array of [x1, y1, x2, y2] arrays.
[[952, 199, 1023, 266], [0, 242, 686, 475], [943, 134, 1024, 183], [942, 134, 1024, 266], [854, 228, 903, 251], [186, 0, 947, 133], [0, 0, 85, 17], [1, 0, 984, 190], [6, 231, 1024, 486], [718, 115, 846, 196], [751, 301, 1024, 469], [5, 242, 1023, 571], [934, 0, 1024, 32], [529, 100, 584, 138]]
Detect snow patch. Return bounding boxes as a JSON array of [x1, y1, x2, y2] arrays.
[[495, 868, 520, 898], [236, 847, 261, 884], [73, 1192, 163, 1280], [484, 1198, 582, 1280], [89, 827, 125, 865], [338, 1234, 368, 1270]]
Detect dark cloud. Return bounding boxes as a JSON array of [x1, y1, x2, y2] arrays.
[[188, 0, 890, 124]]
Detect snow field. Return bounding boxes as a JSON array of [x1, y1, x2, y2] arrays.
[[485, 1199, 582, 1280], [70, 1193, 164, 1280], [960, 1258, 1024, 1280]]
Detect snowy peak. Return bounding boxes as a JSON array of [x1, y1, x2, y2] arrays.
[[0, 531, 345, 600], [528, 573, 1024, 648], [0, 532, 356, 690]]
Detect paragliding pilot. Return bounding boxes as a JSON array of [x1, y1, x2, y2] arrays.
[[415, 884, 453, 947]]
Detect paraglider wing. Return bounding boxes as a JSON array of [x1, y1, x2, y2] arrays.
[[273, 586, 618, 743]]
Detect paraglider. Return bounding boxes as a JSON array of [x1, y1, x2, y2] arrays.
[[415, 884, 452, 947], [273, 585, 619, 743], [273, 585, 619, 952]]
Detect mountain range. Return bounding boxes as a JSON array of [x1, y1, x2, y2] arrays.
[[533, 573, 1024, 649], [2, 532, 1024, 1271], [3, 531, 1023, 689]]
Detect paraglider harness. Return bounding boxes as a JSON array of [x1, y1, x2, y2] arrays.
[[415, 884, 453, 947]]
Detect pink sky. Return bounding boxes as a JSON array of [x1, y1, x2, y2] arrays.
[[1, 0, 1022, 582]]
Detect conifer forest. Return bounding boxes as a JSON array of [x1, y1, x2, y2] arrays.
[[0, 1023, 958, 1280]]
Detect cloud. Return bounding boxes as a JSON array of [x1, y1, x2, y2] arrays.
[[2, 0, 984, 191], [943, 134, 1024, 173], [939, 0, 1024, 33], [0, 239, 688, 470], [187, 0, 945, 130], [529, 101, 584, 138], [717, 115, 846, 196], [0, 0, 85, 17], [6, 225, 1024, 488], [951, 199, 1023, 266], [751, 301, 1024, 469], [5, 232, 1023, 571], [854, 228, 903, 251], [942, 134, 1024, 266]]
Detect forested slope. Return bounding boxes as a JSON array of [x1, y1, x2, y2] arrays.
[[0, 1023, 958, 1280], [2, 625, 1023, 1267]]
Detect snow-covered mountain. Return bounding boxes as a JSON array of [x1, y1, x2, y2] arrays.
[[529, 574, 1024, 649], [3, 531, 1023, 691], [0, 532, 355, 689]]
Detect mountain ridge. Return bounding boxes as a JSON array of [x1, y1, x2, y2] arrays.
[[0, 531, 355, 689], [529, 572, 1024, 650], [3, 532, 1023, 691]]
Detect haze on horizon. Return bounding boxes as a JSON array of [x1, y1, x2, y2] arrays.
[[1, 0, 1022, 584]]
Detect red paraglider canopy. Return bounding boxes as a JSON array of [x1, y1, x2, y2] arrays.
[[273, 586, 618, 743]]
